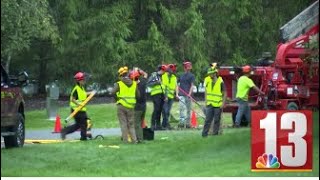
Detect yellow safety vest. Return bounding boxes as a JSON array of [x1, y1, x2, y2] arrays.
[[150, 73, 164, 96], [116, 81, 137, 108], [70, 85, 87, 111], [205, 77, 223, 107], [162, 72, 177, 99]]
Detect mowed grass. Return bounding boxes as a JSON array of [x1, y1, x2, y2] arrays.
[[25, 101, 209, 129], [1, 102, 319, 177]]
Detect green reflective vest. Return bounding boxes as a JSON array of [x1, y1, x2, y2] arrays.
[[205, 77, 223, 107], [150, 74, 164, 96], [70, 85, 87, 111], [116, 81, 137, 109], [162, 72, 177, 99]]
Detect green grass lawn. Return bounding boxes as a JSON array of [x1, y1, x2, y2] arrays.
[[1, 102, 319, 177], [25, 102, 211, 130]]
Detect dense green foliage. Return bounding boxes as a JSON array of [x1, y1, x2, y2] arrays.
[[1, 0, 315, 92]]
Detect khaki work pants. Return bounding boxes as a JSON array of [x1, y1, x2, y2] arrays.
[[117, 104, 137, 143]]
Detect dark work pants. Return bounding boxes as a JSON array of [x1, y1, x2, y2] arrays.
[[202, 106, 222, 137], [151, 94, 164, 129], [134, 109, 146, 141], [63, 110, 88, 140], [162, 98, 173, 128]]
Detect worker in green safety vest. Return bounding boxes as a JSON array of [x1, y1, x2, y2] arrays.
[[234, 65, 264, 128], [147, 65, 166, 130], [110, 66, 140, 143], [202, 66, 226, 137], [61, 72, 94, 141], [161, 64, 178, 130]]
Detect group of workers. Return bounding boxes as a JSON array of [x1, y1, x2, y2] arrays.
[[61, 61, 265, 142], [147, 61, 195, 131]]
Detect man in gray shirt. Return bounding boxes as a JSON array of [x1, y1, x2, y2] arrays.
[[176, 61, 195, 128]]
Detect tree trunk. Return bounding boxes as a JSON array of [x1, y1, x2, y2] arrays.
[[38, 58, 48, 94], [5, 54, 11, 74], [37, 40, 50, 94]]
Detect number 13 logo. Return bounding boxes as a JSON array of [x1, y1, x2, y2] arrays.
[[251, 110, 313, 172]]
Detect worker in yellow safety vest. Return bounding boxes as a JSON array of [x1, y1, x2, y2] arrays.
[[61, 72, 94, 141], [161, 64, 178, 130], [129, 68, 148, 142], [110, 66, 140, 143], [147, 65, 166, 130], [202, 66, 226, 137], [234, 65, 265, 128]]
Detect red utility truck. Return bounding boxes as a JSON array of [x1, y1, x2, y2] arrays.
[[219, 1, 319, 122]]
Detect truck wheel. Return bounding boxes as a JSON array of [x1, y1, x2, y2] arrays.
[[287, 102, 299, 110], [4, 113, 25, 148]]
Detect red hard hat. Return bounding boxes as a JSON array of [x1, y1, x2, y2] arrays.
[[158, 64, 167, 71], [74, 72, 85, 81], [129, 70, 140, 81], [242, 65, 251, 73], [169, 64, 177, 72], [183, 61, 192, 69]]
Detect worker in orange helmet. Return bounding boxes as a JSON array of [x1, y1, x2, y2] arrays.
[[234, 65, 265, 128], [61, 72, 94, 141], [129, 67, 148, 142], [176, 60, 195, 128], [110, 66, 140, 143]]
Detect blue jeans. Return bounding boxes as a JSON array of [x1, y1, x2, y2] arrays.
[[162, 98, 174, 128], [235, 98, 251, 126], [179, 96, 191, 125]]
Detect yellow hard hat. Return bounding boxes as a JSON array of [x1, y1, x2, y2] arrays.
[[118, 66, 128, 76], [210, 62, 217, 69], [207, 67, 218, 75]]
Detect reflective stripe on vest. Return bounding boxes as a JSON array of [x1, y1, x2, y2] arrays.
[[205, 77, 223, 107], [116, 81, 137, 108], [162, 72, 177, 99], [70, 85, 87, 111]]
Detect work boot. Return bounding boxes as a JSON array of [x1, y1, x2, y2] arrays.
[[60, 129, 66, 140], [233, 124, 240, 128], [80, 137, 87, 141], [154, 125, 163, 131], [87, 133, 93, 139], [177, 123, 184, 128]]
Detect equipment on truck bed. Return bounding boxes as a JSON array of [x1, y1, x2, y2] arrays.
[[219, 1, 319, 124]]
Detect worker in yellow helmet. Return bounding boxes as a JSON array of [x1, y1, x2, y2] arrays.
[[110, 66, 140, 143], [202, 66, 226, 137]]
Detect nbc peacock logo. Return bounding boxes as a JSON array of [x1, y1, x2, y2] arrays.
[[256, 153, 280, 168]]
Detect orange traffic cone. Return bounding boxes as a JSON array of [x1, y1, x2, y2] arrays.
[[191, 110, 198, 128], [52, 114, 62, 133], [141, 119, 147, 128]]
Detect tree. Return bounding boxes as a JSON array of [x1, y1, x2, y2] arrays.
[[1, 0, 59, 73]]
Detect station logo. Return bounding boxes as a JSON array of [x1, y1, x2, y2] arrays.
[[251, 110, 313, 171]]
